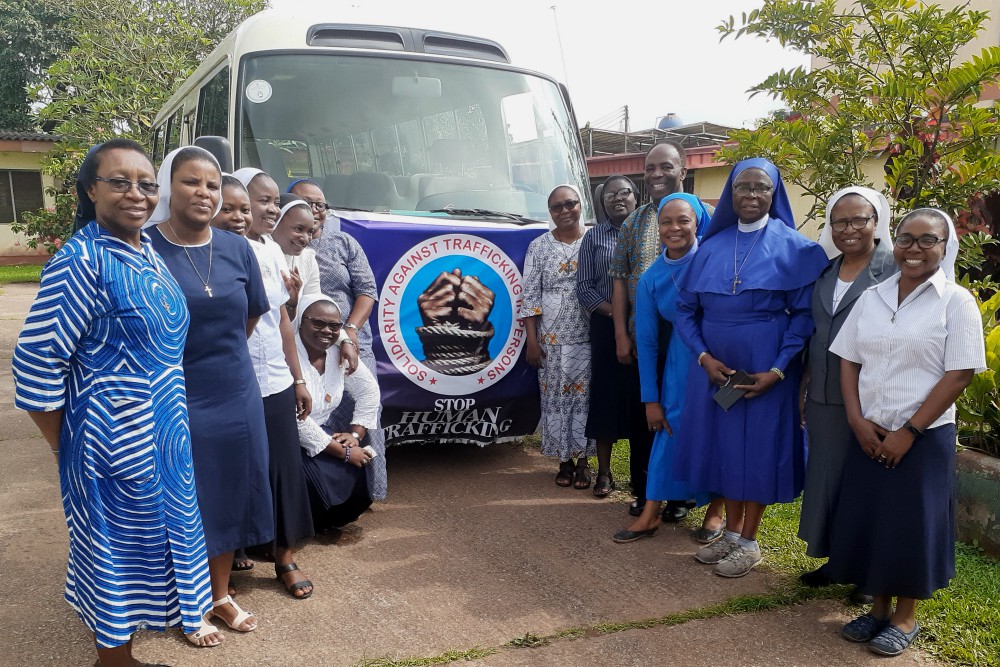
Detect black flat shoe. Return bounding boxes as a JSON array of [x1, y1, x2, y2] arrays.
[[661, 502, 689, 523], [612, 527, 658, 543], [695, 525, 725, 544], [628, 500, 646, 517], [799, 566, 833, 588]]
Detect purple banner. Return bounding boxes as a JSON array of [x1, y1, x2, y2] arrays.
[[341, 216, 547, 446]]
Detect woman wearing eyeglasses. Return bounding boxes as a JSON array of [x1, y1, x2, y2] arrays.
[[522, 185, 596, 486], [293, 293, 377, 532], [13, 140, 221, 664], [673, 158, 827, 578], [824, 208, 984, 656], [300, 179, 389, 504], [797, 188, 896, 599], [577, 175, 638, 496]]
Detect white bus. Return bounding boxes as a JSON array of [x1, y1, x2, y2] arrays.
[[152, 11, 595, 446], [151, 10, 593, 222]]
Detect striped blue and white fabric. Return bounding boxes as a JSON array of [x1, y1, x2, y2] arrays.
[[12, 222, 212, 648]]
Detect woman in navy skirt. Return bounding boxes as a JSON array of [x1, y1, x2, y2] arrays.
[[826, 208, 985, 656]]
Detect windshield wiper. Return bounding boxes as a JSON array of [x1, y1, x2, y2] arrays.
[[430, 207, 542, 225]]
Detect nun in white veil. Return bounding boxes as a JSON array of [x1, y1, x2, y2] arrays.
[[821, 207, 984, 656], [293, 292, 380, 531], [799, 186, 900, 587]]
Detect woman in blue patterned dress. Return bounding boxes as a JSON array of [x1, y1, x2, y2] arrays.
[[12, 139, 218, 666], [522, 185, 596, 486]]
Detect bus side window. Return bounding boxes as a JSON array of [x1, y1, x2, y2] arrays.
[[196, 66, 230, 138]]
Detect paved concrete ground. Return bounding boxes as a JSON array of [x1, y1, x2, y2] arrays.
[[0, 283, 940, 666]]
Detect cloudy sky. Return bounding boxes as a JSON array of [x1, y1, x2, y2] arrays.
[[268, 0, 810, 131]]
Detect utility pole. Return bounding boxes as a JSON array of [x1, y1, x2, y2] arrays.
[[623, 105, 629, 153]]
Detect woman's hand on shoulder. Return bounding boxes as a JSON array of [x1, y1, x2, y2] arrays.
[[340, 339, 359, 375]]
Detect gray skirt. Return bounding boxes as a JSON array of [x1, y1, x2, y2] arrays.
[[797, 399, 853, 558]]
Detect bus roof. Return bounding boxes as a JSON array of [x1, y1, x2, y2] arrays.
[[153, 10, 559, 126]]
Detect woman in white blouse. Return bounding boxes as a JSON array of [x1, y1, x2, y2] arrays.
[[826, 208, 986, 657], [294, 293, 379, 531]]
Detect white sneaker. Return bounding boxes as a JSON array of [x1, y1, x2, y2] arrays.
[[694, 537, 738, 564], [714, 546, 763, 578]]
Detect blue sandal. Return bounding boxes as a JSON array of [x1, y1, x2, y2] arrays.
[[868, 622, 920, 656], [841, 613, 891, 643]]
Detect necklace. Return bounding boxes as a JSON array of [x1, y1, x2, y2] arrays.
[[731, 226, 766, 294], [551, 230, 581, 275], [166, 221, 214, 297]]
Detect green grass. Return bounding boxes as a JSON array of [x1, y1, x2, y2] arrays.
[[0, 264, 42, 285]]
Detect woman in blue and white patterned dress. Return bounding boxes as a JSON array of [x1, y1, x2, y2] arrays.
[[522, 185, 596, 488], [12, 140, 218, 665]]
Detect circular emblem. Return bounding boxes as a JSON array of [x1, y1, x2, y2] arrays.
[[245, 79, 272, 104], [378, 234, 526, 395]]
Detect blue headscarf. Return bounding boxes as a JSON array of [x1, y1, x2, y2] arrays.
[[72, 144, 103, 235], [702, 158, 796, 241], [657, 192, 712, 240], [679, 158, 827, 295], [287, 178, 320, 193]]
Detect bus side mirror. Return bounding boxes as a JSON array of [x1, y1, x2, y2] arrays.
[[194, 136, 234, 173]]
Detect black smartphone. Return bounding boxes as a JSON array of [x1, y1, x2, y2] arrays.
[[713, 370, 756, 411]]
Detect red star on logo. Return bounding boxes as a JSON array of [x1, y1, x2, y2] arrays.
[[429, 377, 437, 385], [477, 376, 485, 384]]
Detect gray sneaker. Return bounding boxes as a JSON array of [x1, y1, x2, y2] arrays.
[[694, 537, 738, 564], [714, 545, 763, 577]]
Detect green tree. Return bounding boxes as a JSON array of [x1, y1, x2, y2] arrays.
[[14, 0, 266, 251], [718, 0, 1000, 226], [0, 0, 73, 130]]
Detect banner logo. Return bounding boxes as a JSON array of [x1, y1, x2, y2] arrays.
[[378, 233, 526, 395]]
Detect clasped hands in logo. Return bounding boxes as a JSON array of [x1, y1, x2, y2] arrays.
[[417, 268, 495, 329]]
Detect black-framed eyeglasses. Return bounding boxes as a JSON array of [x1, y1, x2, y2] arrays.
[[304, 316, 343, 332], [549, 199, 580, 213], [830, 215, 876, 232], [94, 176, 160, 196], [602, 187, 633, 203], [894, 234, 946, 250], [305, 200, 330, 213], [732, 184, 773, 196]]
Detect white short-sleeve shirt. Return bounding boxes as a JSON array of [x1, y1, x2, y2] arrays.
[[830, 268, 986, 431]]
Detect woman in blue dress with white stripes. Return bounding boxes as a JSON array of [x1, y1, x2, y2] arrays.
[[12, 140, 218, 666]]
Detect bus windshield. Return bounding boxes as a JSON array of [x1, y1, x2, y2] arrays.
[[237, 53, 592, 222]]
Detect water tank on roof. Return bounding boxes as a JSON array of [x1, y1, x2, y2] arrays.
[[657, 113, 683, 130]]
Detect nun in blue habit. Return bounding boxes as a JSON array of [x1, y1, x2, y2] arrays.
[[673, 158, 828, 578]]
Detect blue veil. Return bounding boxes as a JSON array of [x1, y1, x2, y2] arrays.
[[701, 158, 796, 241], [680, 158, 827, 295]]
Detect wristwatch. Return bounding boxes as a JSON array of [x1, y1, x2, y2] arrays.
[[903, 420, 924, 438], [344, 323, 359, 332]]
